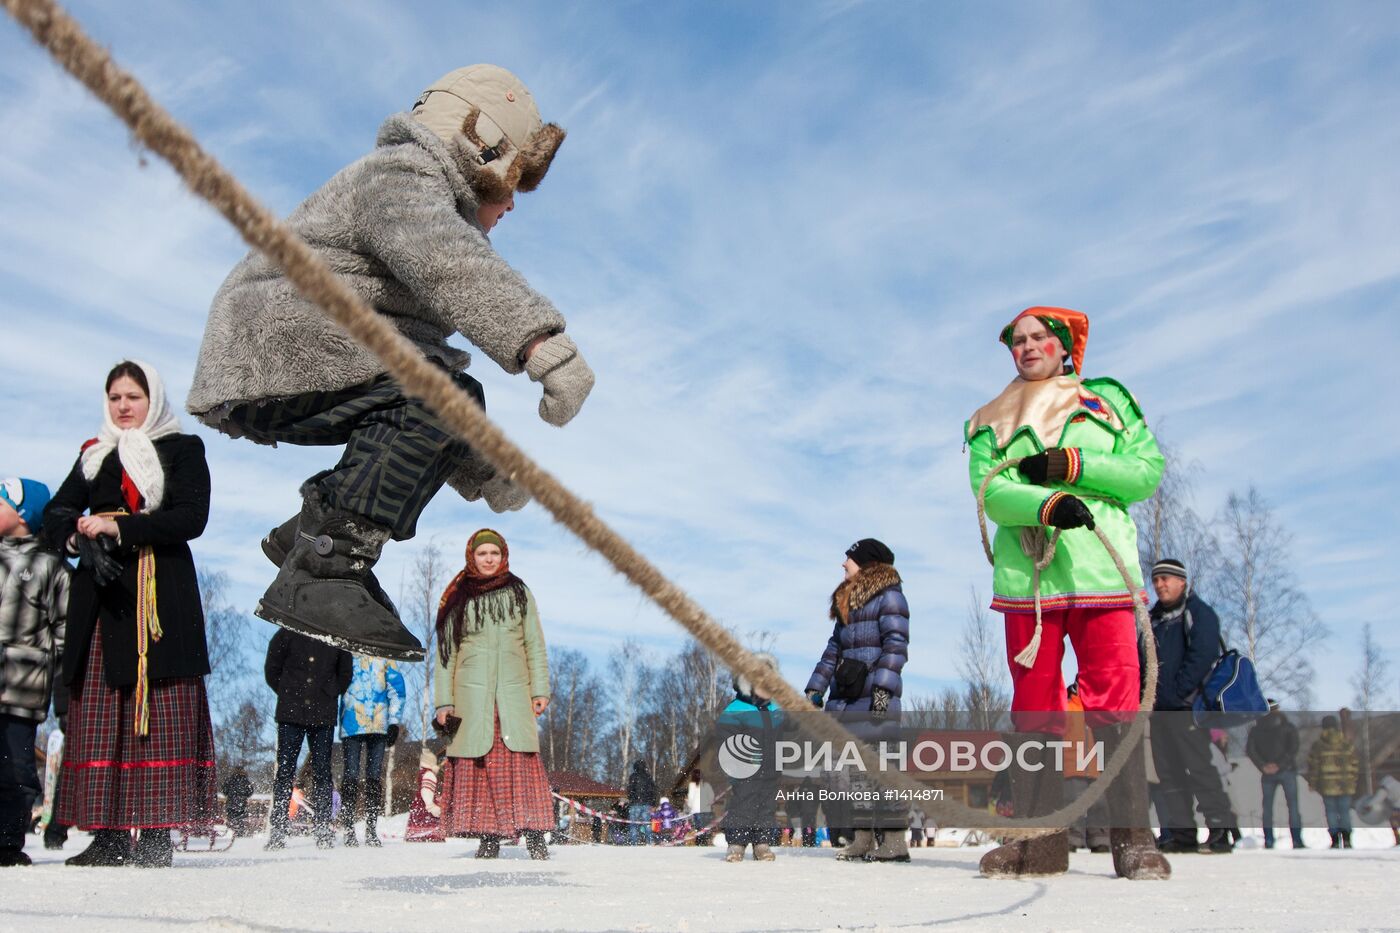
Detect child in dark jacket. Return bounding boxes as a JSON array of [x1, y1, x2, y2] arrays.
[[0, 478, 67, 869], [265, 631, 351, 849], [719, 653, 784, 862]]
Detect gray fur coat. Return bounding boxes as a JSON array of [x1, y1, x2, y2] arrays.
[[187, 113, 566, 418]]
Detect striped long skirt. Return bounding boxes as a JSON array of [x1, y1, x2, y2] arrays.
[[55, 628, 217, 830], [440, 716, 553, 838]]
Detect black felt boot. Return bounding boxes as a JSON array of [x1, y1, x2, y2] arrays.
[[524, 830, 550, 860], [256, 485, 422, 661], [133, 830, 173, 868], [260, 514, 299, 566], [262, 514, 398, 616], [341, 779, 360, 847], [363, 779, 384, 848], [66, 830, 131, 867], [475, 834, 501, 858]]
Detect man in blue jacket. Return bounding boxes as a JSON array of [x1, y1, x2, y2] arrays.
[[1147, 559, 1237, 853]]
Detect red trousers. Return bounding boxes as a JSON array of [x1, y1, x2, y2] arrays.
[[1002, 606, 1140, 734]]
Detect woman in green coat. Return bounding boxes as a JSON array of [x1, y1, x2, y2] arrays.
[[433, 528, 553, 859]]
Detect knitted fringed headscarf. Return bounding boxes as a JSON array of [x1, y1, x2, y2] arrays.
[[435, 528, 529, 663]]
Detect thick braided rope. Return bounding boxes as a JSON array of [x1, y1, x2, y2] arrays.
[[6, 0, 1143, 835]]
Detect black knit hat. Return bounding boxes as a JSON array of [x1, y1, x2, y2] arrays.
[[845, 538, 894, 568], [1151, 558, 1187, 581]]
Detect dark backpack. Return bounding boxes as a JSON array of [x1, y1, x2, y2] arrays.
[[1184, 609, 1268, 727]]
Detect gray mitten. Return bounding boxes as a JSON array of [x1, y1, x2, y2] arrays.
[[444, 450, 496, 501], [480, 472, 530, 513], [525, 334, 594, 426]]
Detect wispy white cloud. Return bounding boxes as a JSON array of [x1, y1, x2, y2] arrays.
[[2, 0, 1396, 707]]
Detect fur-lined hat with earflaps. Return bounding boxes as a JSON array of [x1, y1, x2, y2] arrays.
[[411, 64, 566, 204], [733, 651, 781, 699]]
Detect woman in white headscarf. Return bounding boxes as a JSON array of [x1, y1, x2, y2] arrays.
[[43, 360, 216, 868]]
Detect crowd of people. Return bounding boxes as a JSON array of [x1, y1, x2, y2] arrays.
[[2, 62, 1395, 882]]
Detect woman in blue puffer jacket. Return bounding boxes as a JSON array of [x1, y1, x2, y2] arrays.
[[805, 538, 910, 863]]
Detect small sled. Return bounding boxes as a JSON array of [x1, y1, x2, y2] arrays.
[[174, 823, 236, 852]]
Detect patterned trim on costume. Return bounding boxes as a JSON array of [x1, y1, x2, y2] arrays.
[[991, 591, 1141, 612], [1063, 447, 1083, 484], [64, 758, 216, 770], [1038, 492, 1067, 526]]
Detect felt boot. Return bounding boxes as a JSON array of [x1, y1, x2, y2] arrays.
[[364, 778, 383, 847], [865, 830, 911, 863], [724, 843, 745, 862], [66, 830, 131, 867], [43, 824, 68, 850], [340, 779, 360, 847], [1157, 830, 1200, 853], [475, 835, 501, 858], [1342, 831, 1353, 849], [0, 847, 32, 866], [133, 830, 173, 868], [980, 734, 1069, 878], [1099, 721, 1171, 880], [260, 514, 299, 566], [525, 830, 550, 860], [256, 485, 422, 661], [834, 829, 875, 861], [1204, 827, 1234, 853], [752, 842, 776, 861], [262, 514, 398, 615]]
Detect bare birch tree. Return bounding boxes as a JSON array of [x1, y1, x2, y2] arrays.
[[605, 638, 647, 783], [199, 570, 251, 720], [1131, 435, 1220, 596], [1350, 623, 1391, 797], [960, 586, 1010, 731], [1213, 487, 1327, 707], [541, 647, 604, 775], [399, 537, 448, 740]]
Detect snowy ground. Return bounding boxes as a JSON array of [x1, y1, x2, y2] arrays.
[[5, 819, 1396, 933]]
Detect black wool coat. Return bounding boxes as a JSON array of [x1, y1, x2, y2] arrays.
[[264, 629, 353, 727], [45, 435, 212, 689]]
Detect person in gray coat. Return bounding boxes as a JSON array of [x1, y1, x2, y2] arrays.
[[187, 65, 594, 663]]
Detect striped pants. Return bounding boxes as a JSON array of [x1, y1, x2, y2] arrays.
[[221, 372, 485, 540]]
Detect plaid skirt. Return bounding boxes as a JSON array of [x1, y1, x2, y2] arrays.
[[56, 628, 217, 830], [440, 716, 552, 837]]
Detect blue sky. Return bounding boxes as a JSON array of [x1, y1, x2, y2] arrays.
[[2, 1, 1397, 709]]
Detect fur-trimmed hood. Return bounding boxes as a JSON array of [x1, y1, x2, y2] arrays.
[[830, 563, 902, 624]]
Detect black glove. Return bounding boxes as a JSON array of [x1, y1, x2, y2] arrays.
[[1043, 493, 1096, 530], [806, 691, 824, 709], [870, 687, 892, 715], [1017, 448, 1075, 486], [386, 724, 400, 746], [75, 534, 123, 586]]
